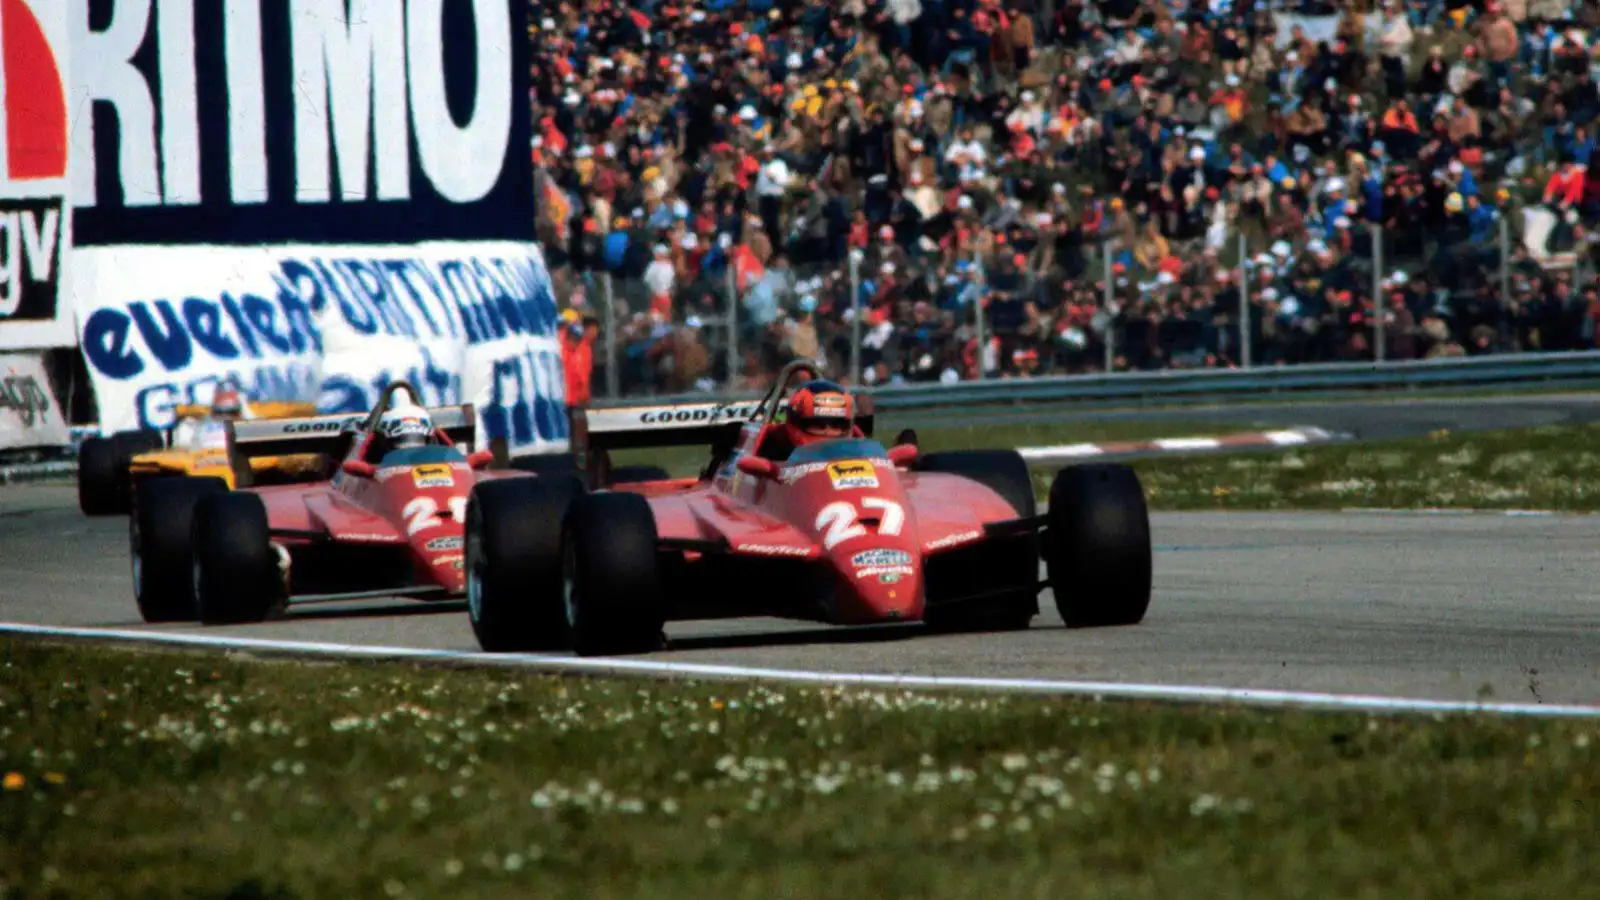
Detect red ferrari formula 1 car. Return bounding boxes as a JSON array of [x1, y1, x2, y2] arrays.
[[127, 381, 534, 625], [465, 361, 1152, 656]]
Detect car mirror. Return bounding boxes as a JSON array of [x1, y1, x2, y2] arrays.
[[342, 460, 377, 479], [467, 449, 494, 470], [888, 443, 919, 467], [736, 455, 779, 480]]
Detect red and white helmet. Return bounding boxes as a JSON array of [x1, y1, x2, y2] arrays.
[[784, 379, 854, 449]]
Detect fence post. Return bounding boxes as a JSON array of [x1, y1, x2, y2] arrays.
[[1102, 241, 1115, 373], [848, 249, 863, 387], [1498, 214, 1512, 311], [1237, 232, 1251, 369], [599, 272, 619, 399], [1372, 223, 1386, 363], [973, 253, 988, 380], [725, 254, 739, 390]]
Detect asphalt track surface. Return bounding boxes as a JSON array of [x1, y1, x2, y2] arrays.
[[2, 484, 1594, 706]]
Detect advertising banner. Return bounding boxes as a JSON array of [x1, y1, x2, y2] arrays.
[[66, 0, 563, 453], [0, 0, 73, 349], [74, 241, 568, 456], [0, 351, 70, 449], [69, 0, 530, 246]]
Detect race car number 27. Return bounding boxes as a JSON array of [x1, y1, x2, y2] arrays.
[[403, 496, 468, 536], [815, 499, 904, 550]]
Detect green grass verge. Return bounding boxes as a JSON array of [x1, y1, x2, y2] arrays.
[[616, 419, 1213, 477], [3, 639, 1595, 898], [1125, 424, 1600, 512]]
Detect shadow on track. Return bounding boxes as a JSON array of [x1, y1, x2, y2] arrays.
[[662, 621, 922, 653], [91, 600, 468, 629]]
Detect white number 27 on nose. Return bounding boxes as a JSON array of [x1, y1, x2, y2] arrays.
[[404, 496, 468, 536], [815, 498, 904, 550]]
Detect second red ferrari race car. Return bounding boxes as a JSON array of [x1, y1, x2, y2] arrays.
[[465, 361, 1153, 656], [127, 381, 535, 625]]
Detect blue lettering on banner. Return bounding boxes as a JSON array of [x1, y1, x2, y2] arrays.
[[82, 247, 563, 441], [481, 347, 567, 447], [84, 287, 325, 381], [134, 364, 320, 431]]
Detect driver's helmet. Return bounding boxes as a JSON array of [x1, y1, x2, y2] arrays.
[[378, 402, 434, 450], [784, 379, 854, 449], [211, 387, 244, 420]]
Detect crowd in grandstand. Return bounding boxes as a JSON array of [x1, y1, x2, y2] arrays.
[[533, 0, 1600, 400]]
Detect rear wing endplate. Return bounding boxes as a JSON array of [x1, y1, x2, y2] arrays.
[[227, 405, 477, 459]]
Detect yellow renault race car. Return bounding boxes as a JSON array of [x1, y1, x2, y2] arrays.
[[77, 402, 331, 516]]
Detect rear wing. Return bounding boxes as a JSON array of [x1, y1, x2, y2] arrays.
[[582, 401, 766, 451], [226, 405, 478, 459], [579, 397, 877, 452]]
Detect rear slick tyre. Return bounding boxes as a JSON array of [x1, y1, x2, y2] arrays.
[[130, 476, 229, 622], [466, 476, 586, 652], [1045, 464, 1152, 627], [77, 437, 123, 516], [561, 492, 665, 656]]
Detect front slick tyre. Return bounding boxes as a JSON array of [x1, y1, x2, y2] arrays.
[[193, 492, 285, 625], [466, 475, 585, 652], [1046, 464, 1152, 627], [562, 491, 665, 656]]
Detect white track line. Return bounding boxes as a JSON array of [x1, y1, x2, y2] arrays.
[[3, 622, 1596, 718]]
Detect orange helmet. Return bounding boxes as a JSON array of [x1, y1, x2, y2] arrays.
[[212, 387, 243, 420], [785, 380, 854, 448]]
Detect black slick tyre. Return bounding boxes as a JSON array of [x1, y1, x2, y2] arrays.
[[1045, 463, 1152, 627], [466, 475, 586, 652], [193, 492, 284, 625], [77, 437, 124, 516], [913, 450, 1040, 631], [78, 429, 163, 516], [561, 491, 665, 656], [129, 476, 229, 622]]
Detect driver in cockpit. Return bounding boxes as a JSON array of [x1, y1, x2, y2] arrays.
[[759, 379, 854, 462]]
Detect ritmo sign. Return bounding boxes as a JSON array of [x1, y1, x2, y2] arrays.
[[70, 0, 513, 210]]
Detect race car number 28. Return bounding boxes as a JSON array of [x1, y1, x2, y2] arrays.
[[815, 499, 904, 550], [404, 496, 468, 536]]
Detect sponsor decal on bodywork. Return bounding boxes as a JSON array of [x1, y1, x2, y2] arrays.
[[637, 403, 761, 425], [283, 416, 365, 434], [426, 536, 463, 552], [851, 548, 912, 568], [924, 529, 982, 552], [781, 457, 891, 484], [735, 543, 815, 557], [854, 564, 915, 581], [827, 459, 878, 490], [338, 533, 404, 544], [412, 464, 454, 488]]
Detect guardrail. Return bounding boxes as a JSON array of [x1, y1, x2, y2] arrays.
[[592, 351, 1600, 412]]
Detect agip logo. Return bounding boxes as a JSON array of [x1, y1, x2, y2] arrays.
[[0, 0, 68, 323]]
